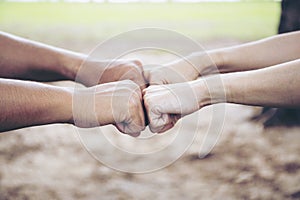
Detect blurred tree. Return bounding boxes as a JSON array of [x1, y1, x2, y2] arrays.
[[253, 0, 300, 127], [278, 0, 300, 33]]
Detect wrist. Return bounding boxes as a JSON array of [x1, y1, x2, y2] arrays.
[[191, 75, 227, 108], [72, 86, 115, 128], [190, 79, 212, 109], [52, 87, 74, 125], [208, 50, 224, 70], [58, 52, 87, 81], [189, 50, 224, 76]]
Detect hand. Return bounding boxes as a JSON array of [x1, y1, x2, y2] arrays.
[[74, 80, 145, 137], [143, 81, 202, 133], [143, 55, 200, 85], [77, 59, 146, 89]]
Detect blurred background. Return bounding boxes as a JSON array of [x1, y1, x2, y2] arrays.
[[1, 0, 300, 199]]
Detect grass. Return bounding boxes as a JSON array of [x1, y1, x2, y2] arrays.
[[0, 2, 280, 41]]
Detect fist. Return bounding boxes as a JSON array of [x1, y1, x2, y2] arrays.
[[143, 82, 200, 133], [74, 80, 145, 137], [143, 56, 200, 85], [78, 59, 146, 89]]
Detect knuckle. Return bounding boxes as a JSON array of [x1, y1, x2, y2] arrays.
[[130, 69, 144, 81], [143, 96, 153, 109], [132, 59, 143, 67], [129, 132, 141, 137], [121, 79, 136, 87], [123, 60, 142, 72], [128, 94, 141, 109]]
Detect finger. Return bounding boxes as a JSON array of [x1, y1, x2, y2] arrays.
[[148, 106, 162, 133], [142, 69, 150, 83], [131, 59, 143, 68], [143, 85, 163, 95], [123, 80, 143, 100], [151, 114, 177, 133], [120, 68, 146, 90], [127, 66, 147, 91], [152, 109, 182, 133], [143, 92, 171, 133], [149, 78, 164, 85], [117, 60, 145, 90], [148, 112, 171, 133], [143, 70, 165, 86], [115, 121, 144, 136], [149, 124, 163, 133], [115, 126, 141, 138], [115, 122, 126, 134], [129, 96, 146, 133], [128, 59, 144, 77], [143, 97, 159, 133], [156, 114, 180, 133], [149, 121, 172, 133], [128, 132, 141, 137], [157, 123, 174, 134], [136, 76, 147, 91]]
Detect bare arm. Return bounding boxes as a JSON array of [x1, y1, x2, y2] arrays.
[[205, 31, 300, 74], [0, 78, 145, 136], [145, 31, 300, 84], [0, 31, 146, 88], [144, 59, 300, 133], [0, 78, 72, 132], [219, 59, 300, 107], [0, 31, 83, 82]]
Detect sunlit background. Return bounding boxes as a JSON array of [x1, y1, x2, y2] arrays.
[[0, 0, 280, 52], [2, 0, 300, 200]]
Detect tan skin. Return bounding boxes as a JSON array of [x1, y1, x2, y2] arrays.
[[0, 31, 146, 136], [2, 31, 300, 135], [144, 31, 300, 133]]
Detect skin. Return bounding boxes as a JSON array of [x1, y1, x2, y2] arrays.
[[74, 80, 145, 137], [0, 31, 146, 136], [2, 30, 300, 135], [144, 31, 300, 133], [0, 31, 145, 88]]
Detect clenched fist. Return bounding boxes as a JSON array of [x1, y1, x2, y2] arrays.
[[74, 80, 145, 137], [143, 54, 202, 85], [77, 59, 146, 89], [143, 81, 203, 133]]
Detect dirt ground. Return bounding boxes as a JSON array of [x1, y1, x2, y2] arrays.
[[0, 39, 299, 200]]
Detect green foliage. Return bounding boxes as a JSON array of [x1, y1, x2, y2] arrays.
[[0, 2, 280, 40]]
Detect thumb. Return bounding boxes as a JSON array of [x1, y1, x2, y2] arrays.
[[143, 69, 165, 85], [148, 105, 173, 133], [158, 114, 180, 133], [125, 98, 146, 136], [143, 69, 151, 83]]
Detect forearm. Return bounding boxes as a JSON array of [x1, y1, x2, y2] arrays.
[[223, 59, 300, 107], [0, 78, 73, 132], [0, 31, 85, 82], [195, 59, 300, 108], [194, 31, 300, 75]]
